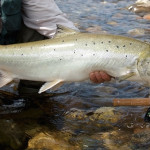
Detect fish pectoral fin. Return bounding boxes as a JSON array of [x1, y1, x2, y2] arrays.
[[117, 72, 136, 82], [38, 79, 64, 94], [0, 70, 13, 87]]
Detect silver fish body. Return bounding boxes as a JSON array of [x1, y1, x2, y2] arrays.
[[0, 26, 149, 93]]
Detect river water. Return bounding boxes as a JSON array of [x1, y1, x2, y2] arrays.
[[0, 0, 150, 149]]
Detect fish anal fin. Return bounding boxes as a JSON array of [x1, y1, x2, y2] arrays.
[[0, 70, 13, 87], [38, 79, 64, 94]]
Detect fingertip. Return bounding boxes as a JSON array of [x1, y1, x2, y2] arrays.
[[99, 71, 111, 81], [89, 72, 98, 83], [95, 71, 104, 83]]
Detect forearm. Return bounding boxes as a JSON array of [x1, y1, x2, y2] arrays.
[[22, 0, 78, 38]]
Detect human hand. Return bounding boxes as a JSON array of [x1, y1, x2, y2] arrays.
[[89, 71, 111, 83]]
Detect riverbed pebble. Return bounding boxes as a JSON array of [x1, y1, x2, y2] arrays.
[[27, 132, 79, 150]]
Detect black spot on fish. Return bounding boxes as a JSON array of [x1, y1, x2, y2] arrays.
[[54, 49, 56, 51], [101, 42, 103, 44], [126, 55, 127, 58], [130, 43, 132, 45], [92, 41, 96, 45], [60, 59, 62, 61], [76, 39, 78, 41], [93, 54, 95, 56], [81, 54, 83, 56], [62, 40, 64, 42], [85, 44, 87, 46], [21, 54, 23, 56], [116, 46, 119, 49], [123, 45, 126, 47], [147, 62, 149, 64], [108, 41, 111, 43], [106, 50, 108, 52]]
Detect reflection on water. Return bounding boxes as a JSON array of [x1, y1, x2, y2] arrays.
[[0, 0, 150, 149]]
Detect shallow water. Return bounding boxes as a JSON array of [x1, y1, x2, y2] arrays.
[[0, 0, 150, 149]]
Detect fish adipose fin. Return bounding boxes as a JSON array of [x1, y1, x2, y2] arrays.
[[0, 70, 13, 87], [117, 72, 136, 82], [38, 79, 64, 94]]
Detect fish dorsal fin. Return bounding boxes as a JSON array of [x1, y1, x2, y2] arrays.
[[54, 24, 79, 38], [38, 79, 64, 94], [0, 70, 13, 87]]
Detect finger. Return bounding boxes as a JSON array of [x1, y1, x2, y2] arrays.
[[95, 71, 104, 83], [99, 71, 111, 81], [89, 72, 98, 83]]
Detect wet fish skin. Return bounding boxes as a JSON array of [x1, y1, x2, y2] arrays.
[[0, 25, 149, 93]]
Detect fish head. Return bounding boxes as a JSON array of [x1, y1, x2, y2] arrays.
[[138, 46, 150, 86]]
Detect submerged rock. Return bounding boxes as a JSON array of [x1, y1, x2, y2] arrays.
[[143, 14, 150, 20], [107, 21, 118, 26], [92, 131, 132, 150], [127, 28, 146, 37], [90, 107, 121, 123], [136, 0, 150, 6], [0, 120, 26, 150], [86, 25, 107, 34], [65, 107, 121, 125], [128, 0, 150, 16], [27, 132, 80, 150], [132, 128, 150, 143]]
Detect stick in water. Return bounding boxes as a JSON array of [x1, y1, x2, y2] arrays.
[[113, 98, 150, 106]]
